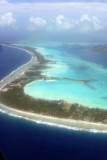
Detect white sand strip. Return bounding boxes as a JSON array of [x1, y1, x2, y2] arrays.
[[0, 44, 37, 90], [0, 44, 107, 133], [0, 102, 107, 133]]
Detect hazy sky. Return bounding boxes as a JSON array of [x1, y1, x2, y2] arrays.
[[0, 0, 107, 42], [6, 0, 107, 2]]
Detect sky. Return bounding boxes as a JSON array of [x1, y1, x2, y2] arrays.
[[6, 0, 107, 2], [0, 0, 107, 42]]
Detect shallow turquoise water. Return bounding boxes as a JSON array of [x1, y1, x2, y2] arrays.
[[24, 42, 107, 109]]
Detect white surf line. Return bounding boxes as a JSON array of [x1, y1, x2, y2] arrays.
[[0, 43, 38, 90], [0, 102, 107, 133], [0, 44, 107, 133]]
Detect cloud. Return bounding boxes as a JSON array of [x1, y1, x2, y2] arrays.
[[30, 17, 46, 27], [0, 0, 7, 5], [54, 14, 106, 32], [77, 14, 106, 32], [80, 14, 91, 22], [92, 16, 105, 30], [56, 15, 64, 25], [27, 13, 106, 33], [1, 2, 107, 20], [0, 12, 16, 27], [55, 15, 75, 30], [0, 2, 107, 42]]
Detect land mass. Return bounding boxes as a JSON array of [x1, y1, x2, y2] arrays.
[[92, 44, 107, 54], [0, 43, 107, 127]]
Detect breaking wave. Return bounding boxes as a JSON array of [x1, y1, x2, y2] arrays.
[[0, 108, 107, 134]]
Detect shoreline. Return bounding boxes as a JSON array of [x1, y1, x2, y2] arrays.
[[0, 102, 107, 133], [0, 43, 107, 132], [0, 43, 37, 90]]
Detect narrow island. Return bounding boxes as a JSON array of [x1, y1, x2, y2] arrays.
[[0, 43, 107, 132]]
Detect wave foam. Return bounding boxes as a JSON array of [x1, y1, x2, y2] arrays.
[[0, 108, 107, 134]]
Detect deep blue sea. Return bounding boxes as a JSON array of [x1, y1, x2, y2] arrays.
[[0, 44, 107, 160], [1, 112, 107, 160], [0, 45, 31, 80]]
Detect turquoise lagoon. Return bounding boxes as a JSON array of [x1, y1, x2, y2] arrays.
[[22, 42, 107, 109]]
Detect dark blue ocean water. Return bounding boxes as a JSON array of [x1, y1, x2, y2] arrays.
[[57, 44, 107, 68], [1, 112, 107, 160], [0, 45, 107, 160], [0, 45, 31, 80]]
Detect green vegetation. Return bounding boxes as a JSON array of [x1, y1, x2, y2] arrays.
[[0, 45, 107, 124], [1, 84, 107, 123]]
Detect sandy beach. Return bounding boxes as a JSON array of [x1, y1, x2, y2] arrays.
[[0, 44, 37, 90], [0, 102, 107, 133], [0, 43, 107, 133]]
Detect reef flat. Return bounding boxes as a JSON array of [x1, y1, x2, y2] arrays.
[[0, 43, 107, 126]]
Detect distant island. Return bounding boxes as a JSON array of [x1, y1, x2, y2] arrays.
[[92, 44, 107, 54], [0, 43, 107, 131]]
